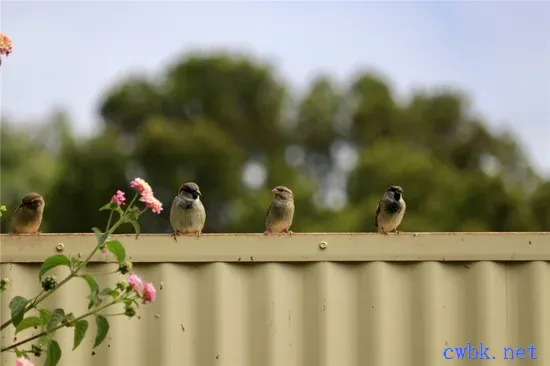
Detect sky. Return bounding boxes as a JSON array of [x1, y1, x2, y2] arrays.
[[1, 1, 549, 176]]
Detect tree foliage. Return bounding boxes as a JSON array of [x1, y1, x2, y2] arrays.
[[1, 51, 548, 233]]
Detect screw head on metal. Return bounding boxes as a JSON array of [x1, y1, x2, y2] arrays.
[[319, 241, 327, 250], [55, 243, 64, 252]]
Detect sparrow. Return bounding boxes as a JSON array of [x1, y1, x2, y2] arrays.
[[169, 182, 206, 241], [375, 185, 406, 235], [11, 192, 45, 234], [264, 185, 295, 235]]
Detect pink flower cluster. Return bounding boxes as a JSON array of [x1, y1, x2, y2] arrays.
[[130, 177, 163, 214], [15, 358, 33, 366], [0, 33, 12, 56], [127, 273, 156, 304], [111, 190, 126, 206]]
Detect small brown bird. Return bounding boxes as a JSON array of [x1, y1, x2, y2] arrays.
[[11, 192, 45, 234], [264, 185, 295, 235], [375, 185, 406, 235], [169, 182, 206, 241]]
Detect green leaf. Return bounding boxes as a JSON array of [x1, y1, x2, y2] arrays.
[[79, 274, 99, 293], [47, 308, 66, 331], [100, 288, 119, 300], [98, 202, 113, 212], [105, 240, 126, 264], [15, 316, 43, 334], [86, 291, 103, 310], [38, 308, 52, 330], [81, 274, 102, 309], [13, 349, 25, 358], [39, 255, 71, 280], [93, 315, 110, 348], [44, 339, 62, 366], [123, 299, 133, 307], [9, 296, 29, 327], [87, 292, 101, 310], [127, 219, 141, 238], [70, 256, 84, 270], [72, 320, 89, 350], [38, 335, 50, 347], [91, 227, 107, 244]]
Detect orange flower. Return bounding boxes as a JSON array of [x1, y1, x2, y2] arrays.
[[0, 33, 13, 56]]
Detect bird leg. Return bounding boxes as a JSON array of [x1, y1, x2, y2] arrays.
[[171, 231, 180, 242], [283, 228, 294, 235], [263, 229, 272, 235], [195, 231, 201, 238], [377, 228, 389, 235]]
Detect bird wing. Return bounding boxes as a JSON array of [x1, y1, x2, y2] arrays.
[[266, 202, 272, 219], [374, 201, 381, 227], [10, 203, 24, 230]]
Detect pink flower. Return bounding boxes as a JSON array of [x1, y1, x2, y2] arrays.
[[142, 282, 156, 303], [0, 33, 13, 56], [127, 273, 143, 293], [129, 177, 162, 214], [111, 190, 126, 205], [130, 178, 153, 195], [15, 358, 34, 366], [139, 193, 163, 214]]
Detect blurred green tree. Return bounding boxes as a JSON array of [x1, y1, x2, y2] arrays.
[[1, 51, 548, 233]]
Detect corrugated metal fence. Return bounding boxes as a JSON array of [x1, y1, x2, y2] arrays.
[[1, 233, 549, 366]]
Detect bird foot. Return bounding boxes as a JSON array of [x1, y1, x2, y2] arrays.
[[171, 231, 180, 242], [283, 229, 294, 235], [195, 231, 201, 238], [393, 230, 401, 234], [263, 229, 271, 235]]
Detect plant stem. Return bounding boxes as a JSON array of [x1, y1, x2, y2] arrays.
[[0, 192, 140, 332], [29, 290, 45, 308], [100, 312, 125, 317], [82, 269, 120, 276], [1, 301, 118, 352], [105, 210, 114, 232]]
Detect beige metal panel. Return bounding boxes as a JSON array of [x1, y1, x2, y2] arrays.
[[0, 234, 549, 366], [0, 233, 549, 262]]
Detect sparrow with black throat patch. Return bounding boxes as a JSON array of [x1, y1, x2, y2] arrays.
[[170, 182, 206, 241], [11, 192, 45, 234], [375, 185, 406, 235], [264, 185, 295, 235]]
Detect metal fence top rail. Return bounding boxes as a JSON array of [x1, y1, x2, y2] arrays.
[[0, 232, 548, 263]]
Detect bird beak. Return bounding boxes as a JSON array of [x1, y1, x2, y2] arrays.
[[196, 190, 202, 197], [271, 188, 278, 194]]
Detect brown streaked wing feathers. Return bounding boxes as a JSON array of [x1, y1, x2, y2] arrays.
[[374, 201, 381, 227]]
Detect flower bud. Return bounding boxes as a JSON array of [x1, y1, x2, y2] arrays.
[[124, 305, 137, 318], [62, 313, 76, 327], [0, 278, 10, 291], [116, 281, 126, 291], [41, 276, 57, 291], [118, 261, 133, 275], [32, 343, 43, 357]]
